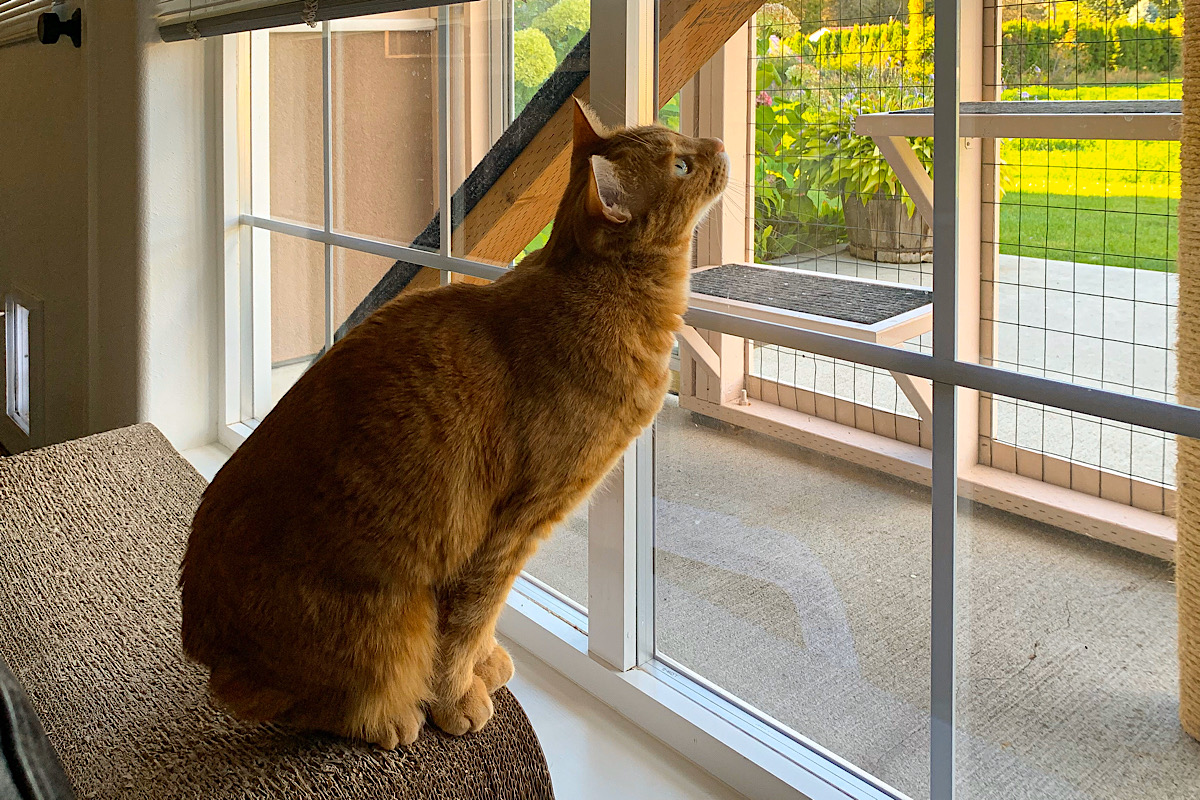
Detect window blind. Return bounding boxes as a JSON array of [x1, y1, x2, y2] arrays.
[[0, 0, 53, 48], [157, 0, 455, 42]]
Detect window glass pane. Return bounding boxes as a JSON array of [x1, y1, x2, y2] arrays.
[[331, 246, 414, 331], [331, 11, 439, 247], [958, 390, 1191, 798], [262, 230, 325, 410], [253, 28, 324, 227], [448, 0, 590, 268], [655, 372, 932, 798], [971, 0, 1183, 512], [431, 0, 591, 605]]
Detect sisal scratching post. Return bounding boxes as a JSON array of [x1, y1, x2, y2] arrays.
[[1178, 0, 1200, 741]]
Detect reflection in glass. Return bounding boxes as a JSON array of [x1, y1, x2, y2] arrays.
[[654, 394, 931, 798], [264, 231, 325, 411], [958, 403, 1191, 798]]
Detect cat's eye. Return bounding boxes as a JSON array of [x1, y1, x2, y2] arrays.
[[673, 157, 691, 176]]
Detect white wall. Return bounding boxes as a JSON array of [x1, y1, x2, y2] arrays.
[[0, 1, 220, 453], [0, 37, 89, 450], [140, 24, 219, 450]]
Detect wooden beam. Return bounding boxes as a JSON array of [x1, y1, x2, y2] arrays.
[[684, 394, 1176, 561], [676, 325, 721, 379], [872, 136, 933, 229], [891, 371, 933, 421], [457, 0, 764, 266]]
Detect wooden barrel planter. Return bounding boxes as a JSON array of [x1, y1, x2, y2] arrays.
[[842, 191, 932, 263]]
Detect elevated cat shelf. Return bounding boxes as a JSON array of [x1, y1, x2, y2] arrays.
[[687, 262, 934, 419], [690, 262, 931, 345], [851, 99, 1182, 227], [852, 99, 1182, 141]]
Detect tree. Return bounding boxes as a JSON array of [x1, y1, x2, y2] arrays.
[[905, 0, 927, 78], [532, 0, 590, 60], [514, 28, 557, 111]]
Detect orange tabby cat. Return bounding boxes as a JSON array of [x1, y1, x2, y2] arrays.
[[181, 99, 728, 749]]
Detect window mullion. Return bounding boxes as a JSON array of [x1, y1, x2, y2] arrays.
[[586, 0, 657, 672], [248, 29, 273, 421], [322, 21, 334, 349], [930, 0, 962, 794]]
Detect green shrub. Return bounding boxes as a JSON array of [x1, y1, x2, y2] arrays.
[[1000, 17, 1181, 83], [531, 0, 590, 60], [514, 28, 557, 112]]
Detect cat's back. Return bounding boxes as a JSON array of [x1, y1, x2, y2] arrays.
[[187, 281, 517, 567]]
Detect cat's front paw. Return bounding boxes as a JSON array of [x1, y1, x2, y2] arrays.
[[367, 705, 426, 750], [475, 642, 514, 694], [430, 675, 494, 736]]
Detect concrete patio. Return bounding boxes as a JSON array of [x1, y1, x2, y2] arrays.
[[526, 395, 1197, 800]]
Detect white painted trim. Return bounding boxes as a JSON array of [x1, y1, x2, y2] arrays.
[[217, 420, 253, 452], [248, 30, 274, 421], [853, 103, 1181, 141], [1, 287, 43, 452], [219, 34, 249, 431], [276, 18, 437, 33], [499, 585, 900, 800], [584, 0, 657, 675], [587, 439, 641, 671]]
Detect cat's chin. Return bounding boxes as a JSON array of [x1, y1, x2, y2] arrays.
[[691, 194, 723, 231]]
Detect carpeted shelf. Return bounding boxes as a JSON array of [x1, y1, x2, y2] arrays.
[[0, 424, 555, 800]]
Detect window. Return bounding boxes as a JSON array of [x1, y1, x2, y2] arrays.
[[5, 299, 30, 433], [217, 1, 1200, 798], [3, 289, 40, 448]]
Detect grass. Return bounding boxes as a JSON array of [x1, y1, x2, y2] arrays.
[[995, 80, 1180, 271], [999, 192, 1178, 271]]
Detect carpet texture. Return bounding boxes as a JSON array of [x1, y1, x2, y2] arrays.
[[0, 424, 555, 800], [690, 264, 931, 325]]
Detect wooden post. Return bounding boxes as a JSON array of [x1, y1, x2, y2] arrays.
[[678, 23, 750, 408], [978, 0, 1002, 469], [956, 0, 984, 470]]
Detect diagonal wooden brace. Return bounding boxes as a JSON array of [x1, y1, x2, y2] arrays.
[[872, 135, 934, 228], [891, 370, 933, 421]]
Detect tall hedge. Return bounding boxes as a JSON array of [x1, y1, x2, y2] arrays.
[[1001, 18, 1181, 81], [796, 17, 1181, 81]]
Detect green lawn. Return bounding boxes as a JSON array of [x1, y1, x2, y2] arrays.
[[999, 192, 1178, 271], [995, 80, 1180, 271]]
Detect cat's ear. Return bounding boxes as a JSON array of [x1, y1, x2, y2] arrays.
[[572, 97, 606, 157], [586, 155, 631, 224]]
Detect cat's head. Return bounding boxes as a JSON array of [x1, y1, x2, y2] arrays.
[[562, 98, 730, 252]]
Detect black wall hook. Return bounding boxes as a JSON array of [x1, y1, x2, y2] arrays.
[[37, 8, 81, 48]]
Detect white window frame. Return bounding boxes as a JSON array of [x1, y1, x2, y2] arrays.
[[1, 286, 44, 452], [209, 3, 1200, 799]]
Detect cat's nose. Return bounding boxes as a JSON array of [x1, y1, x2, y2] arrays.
[[708, 138, 725, 153]]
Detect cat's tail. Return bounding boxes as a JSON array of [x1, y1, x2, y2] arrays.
[[207, 662, 300, 722]]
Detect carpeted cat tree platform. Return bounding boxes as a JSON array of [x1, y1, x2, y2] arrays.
[[0, 425, 555, 799]]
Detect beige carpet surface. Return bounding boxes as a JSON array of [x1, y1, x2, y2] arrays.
[[0, 423, 555, 800]]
